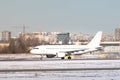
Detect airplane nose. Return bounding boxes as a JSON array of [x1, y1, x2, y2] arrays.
[[30, 48, 39, 54], [30, 50, 34, 53]]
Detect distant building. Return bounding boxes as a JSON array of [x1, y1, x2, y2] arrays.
[[57, 33, 70, 44], [115, 28, 120, 41], [0, 31, 11, 42], [0, 32, 2, 41], [20, 32, 58, 44], [102, 33, 114, 41]]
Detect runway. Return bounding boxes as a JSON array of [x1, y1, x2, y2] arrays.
[[0, 59, 120, 80], [0, 68, 120, 72], [0, 59, 120, 72]]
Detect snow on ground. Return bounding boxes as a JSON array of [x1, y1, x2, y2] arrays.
[[0, 70, 120, 80], [0, 60, 120, 70], [0, 59, 120, 80]]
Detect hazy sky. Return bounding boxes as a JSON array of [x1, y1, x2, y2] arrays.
[[0, 0, 120, 36]]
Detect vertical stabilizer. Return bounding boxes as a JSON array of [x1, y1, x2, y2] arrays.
[[88, 31, 102, 47]]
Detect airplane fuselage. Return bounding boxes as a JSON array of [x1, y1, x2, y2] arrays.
[[30, 45, 88, 54]]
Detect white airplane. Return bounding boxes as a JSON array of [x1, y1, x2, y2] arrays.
[[30, 31, 103, 59]]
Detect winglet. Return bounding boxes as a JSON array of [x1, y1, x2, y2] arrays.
[[88, 31, 102, 47]]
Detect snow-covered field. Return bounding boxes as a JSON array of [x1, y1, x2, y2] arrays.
[[0, 70, 120, 80], [0, 60, 120, 80], [0, 60, 120, 70]]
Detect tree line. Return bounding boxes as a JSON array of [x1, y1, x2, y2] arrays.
[[0, 37, 49, 53]]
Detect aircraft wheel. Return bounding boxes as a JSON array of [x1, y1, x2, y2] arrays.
[[68, 56, 71, 59], [61, 57, 64, 59]]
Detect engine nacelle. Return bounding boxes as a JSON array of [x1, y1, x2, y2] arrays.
[[46, 55, 56, 58], [57, 52, 66, 58]]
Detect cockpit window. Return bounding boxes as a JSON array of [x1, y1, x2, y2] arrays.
[[33, 48, 39, 49]]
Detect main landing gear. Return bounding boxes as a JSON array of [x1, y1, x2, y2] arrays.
[[61, 55, 74, 60]]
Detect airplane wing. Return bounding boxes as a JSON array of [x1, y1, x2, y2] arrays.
[[63, 46, 103, 55], [63, 48, 88, 54]]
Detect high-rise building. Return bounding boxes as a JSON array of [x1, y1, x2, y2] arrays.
[[1, 31, 11, 42], [115, 28, 120, 41]]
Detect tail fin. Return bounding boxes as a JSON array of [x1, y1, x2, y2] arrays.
[[88, 31, 102, 47]]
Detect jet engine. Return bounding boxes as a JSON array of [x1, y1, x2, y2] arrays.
[[46, 55, 56, 58]]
